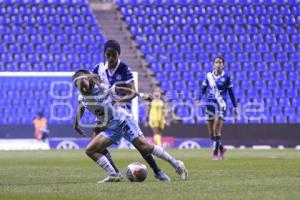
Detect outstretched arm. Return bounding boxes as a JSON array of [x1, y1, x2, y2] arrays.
[[113, 86, 152, 103]]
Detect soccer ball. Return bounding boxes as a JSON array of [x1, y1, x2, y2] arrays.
[[126, 162, 147, 182]]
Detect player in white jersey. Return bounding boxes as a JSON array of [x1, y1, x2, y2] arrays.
[[73, 70, 188, 183], [91, 40, 172, 181]]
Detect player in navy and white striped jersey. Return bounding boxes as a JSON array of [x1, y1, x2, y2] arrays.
[[197, 56, 238, 160], [92, 40, 134, 111]]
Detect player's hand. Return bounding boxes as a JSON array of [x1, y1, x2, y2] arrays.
[[140, 93, 153, 101]]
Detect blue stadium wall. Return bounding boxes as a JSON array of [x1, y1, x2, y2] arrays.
[[1, 124, 300, 147]]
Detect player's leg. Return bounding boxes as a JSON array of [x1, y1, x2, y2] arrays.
[[93, 127, 120, 175], [215, 118, 226, 159], [86, 130, 121, 183], [120, 118, 170, 181], [206, 102, 218, 160], [131, 135, 188, 181], [152, 127, 162, 146], [149, 119, 162, 146], [122, 117, 187, 181]]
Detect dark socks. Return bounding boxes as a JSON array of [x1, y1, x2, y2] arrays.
[[213, 136, 221, 155], [219, 135, 224, 151], [142, 153, 161, 174], [101, 149, 119, 173]]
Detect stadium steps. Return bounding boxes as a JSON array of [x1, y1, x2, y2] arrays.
[[89, 3, 157, 93]]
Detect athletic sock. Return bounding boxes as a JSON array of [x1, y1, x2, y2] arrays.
[[142, 153, 161, 174], [218, 135, 224, 151], [101, 149, 119, 173], [214, 135, 220, 155], [152, 145, 178, 169], [96, 155, 117, 175], [212, 136, 216, 155]]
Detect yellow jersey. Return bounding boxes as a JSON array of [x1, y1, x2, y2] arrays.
[[149, 99, 164, 121]]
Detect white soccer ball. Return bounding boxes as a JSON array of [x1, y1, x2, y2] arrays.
[[126, 162, 147, 182]]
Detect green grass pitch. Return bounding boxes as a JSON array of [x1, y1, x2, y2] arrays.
[[0, 149, 300, 200]]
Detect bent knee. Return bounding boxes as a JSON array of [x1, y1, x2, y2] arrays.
[[85, 146, 95, 157]]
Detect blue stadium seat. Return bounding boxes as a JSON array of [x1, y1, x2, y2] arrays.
[[276, 53, 288, 62], [273, 89, 285, 98], [244, 43, 256, 52], [231, 43, 243, 53], [262, 53, 274, 62], [288, 115, 300, 123], [289, 53, 300, 62], [270, 43, 282, 53], [252, 34, 264, 43], [268, 62, 281, 71], [278, 34, 290, 43], [286, 88, 298, 98], [274, 115, 287, 123], [257, 43, 270, 53]]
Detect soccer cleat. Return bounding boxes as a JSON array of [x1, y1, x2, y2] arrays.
[[97, 174, 121, 184], [211, 155, 219, 161], [219, 147, 227, 160], [154, 170, 171, 182], [117, 172, 123, 180], [175, 160, 188, 181]]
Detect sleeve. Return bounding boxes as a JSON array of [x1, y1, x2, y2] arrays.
[[92, 64, 99, 74], [228, 87, 237, 107], [202, 79, 208, 86], [122, 64, 134, 83], [227, 76, 233, 88], [198, 84, 208, 101]]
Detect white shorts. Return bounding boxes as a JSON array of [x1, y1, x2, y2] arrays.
[[100, 117, 142, 144]]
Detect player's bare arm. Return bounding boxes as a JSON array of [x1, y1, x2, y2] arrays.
[[114, 86, 153, 103], [74, 103, 86, 137]]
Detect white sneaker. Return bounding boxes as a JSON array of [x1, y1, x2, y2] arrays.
[[97, 174, 121, 184], [175, 160, 188, 181]]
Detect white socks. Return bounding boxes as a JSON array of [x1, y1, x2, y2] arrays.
[[152, 145, 178, 169], [96, 155, 117, 175]]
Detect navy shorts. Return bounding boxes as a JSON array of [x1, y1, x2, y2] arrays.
[[205, 100, 227, 120]]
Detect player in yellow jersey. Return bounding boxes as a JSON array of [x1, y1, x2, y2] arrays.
[[148, 88, 165, 146]]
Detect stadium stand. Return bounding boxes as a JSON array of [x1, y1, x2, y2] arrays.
[[0, 0, 104, 72], [0, 0, 105, 124], [117, 0, 300, 124], [1, 0, 300, 125]]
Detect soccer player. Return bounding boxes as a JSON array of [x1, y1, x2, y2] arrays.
[[73, 70, 188, 183], [147, 88, 165, 146], [196, 56, 238, 160], [91, 40, 171, 181]]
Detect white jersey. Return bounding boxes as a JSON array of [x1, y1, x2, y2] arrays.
[[78, 83, 131, 128]]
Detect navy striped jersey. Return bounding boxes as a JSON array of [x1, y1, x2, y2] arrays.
[[202, 71, 233, 102]]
